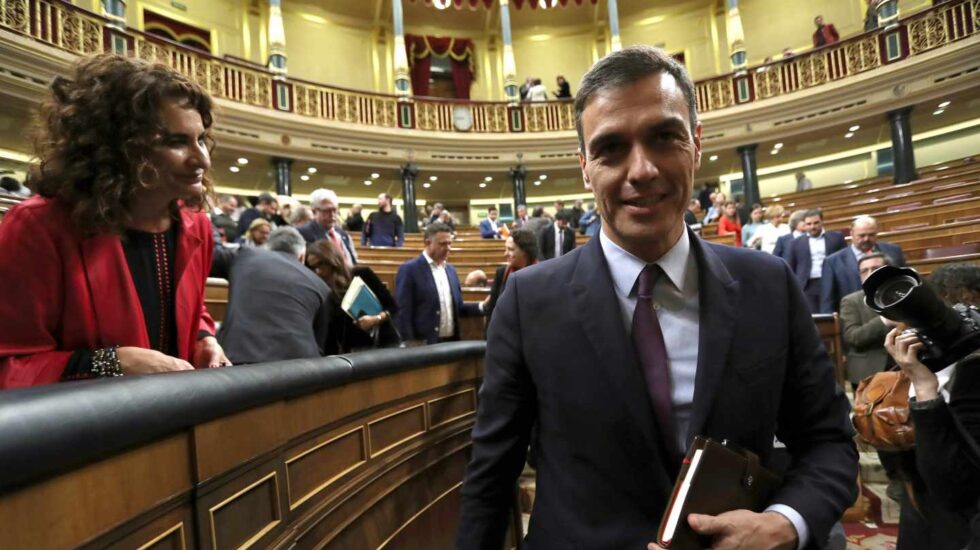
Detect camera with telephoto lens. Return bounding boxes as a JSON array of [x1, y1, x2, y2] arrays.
[[862, 265, 980, 372]]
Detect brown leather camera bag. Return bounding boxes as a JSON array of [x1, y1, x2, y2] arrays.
[[852, 370, 916, 451]]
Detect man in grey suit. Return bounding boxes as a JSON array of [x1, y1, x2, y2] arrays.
[[456, 45, 856, 550], [217, 227, 333, 364], [839, 253, 892, 386]]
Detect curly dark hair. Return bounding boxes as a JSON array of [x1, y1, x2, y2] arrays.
[[510, 228, 539, 263], [33, 53, 215, 235], [929, 263, 980, 306]]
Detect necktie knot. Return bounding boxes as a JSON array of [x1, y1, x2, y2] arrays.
[[636, 264, 662, 299]]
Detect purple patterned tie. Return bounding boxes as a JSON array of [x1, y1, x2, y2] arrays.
[[632, 264, 678, 456]]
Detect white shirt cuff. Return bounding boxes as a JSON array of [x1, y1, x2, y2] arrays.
[[764, 504, 808, 550]]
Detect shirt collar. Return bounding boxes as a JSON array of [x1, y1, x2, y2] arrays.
[[422, 250, 443, 267], [809, 230, 825, 240], [599, 227, 691, 298]]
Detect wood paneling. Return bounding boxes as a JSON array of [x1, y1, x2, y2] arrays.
[[0, 435, 192, 550], [206, 470, 283, 550], [428, 388, 476, 429], [286, 427, 367, 510], [194, 401, 286, 482], [369, 404, 427, 457]]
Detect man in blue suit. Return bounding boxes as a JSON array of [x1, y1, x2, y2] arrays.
[[479, 207, 503, 239], [297, 188, 358, 267], [820, 215, 906, 313], [787, 208, 847, 312], [395, 222, 484, 344], [456, 45, 856, 550]]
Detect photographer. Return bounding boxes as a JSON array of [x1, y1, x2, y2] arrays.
[[882, 263, 980, 548]]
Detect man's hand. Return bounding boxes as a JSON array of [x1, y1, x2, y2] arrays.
[[647, 510, 797, 550], [355, 315, 382, 331], [117, 346, 194, 375], [193, 336, 232, 369]]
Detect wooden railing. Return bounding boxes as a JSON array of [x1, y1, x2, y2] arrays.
[[1, 0, 977, 133]]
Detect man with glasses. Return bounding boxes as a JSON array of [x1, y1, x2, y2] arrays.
[[297, 188, 358, 267]]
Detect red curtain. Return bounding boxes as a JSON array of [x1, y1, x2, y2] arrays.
[[406, 34, 475, 99]]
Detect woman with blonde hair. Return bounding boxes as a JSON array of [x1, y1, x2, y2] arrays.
[[239, 217, 271, 248], [747, 205, 790, 254], [0, 53, 228, 387]]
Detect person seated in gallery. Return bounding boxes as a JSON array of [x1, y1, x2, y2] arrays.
[[0, 53, 229, 388], [306, 240, 400, 354]]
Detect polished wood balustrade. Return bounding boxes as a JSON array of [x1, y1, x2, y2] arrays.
[[0, 343, 510, 549], [0, 0, 975, 131]]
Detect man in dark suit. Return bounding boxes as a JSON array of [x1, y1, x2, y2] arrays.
[[456, 46, 856, 550], [538, 209, 576, 260], [820, 215, 906, 313], [297, 188, 358, 267], [395, 222, 483, 345], [772, 209, 807, 260], [478, 206, 503, 239], [217, 227, 332, 364], [787, 208, 847, 312]]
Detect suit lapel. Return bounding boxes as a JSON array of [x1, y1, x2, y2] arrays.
[[80, 233, 150, 349], [687, 234, 740, 443], [569, 238, 661, 456]]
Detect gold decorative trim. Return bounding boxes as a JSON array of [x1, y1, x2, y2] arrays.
[[376, 481, 464, 549], [426, 388, 477, 430], [208, 471, 282, 550], [284, 426, 367, 510], [136, 522, 186, 550], [368, 403, 427, 458]]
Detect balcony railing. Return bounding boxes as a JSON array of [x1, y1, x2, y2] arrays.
[[1, 0, 977, 134]]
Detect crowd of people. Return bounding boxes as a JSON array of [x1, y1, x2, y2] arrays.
[[1, 45, 978, 550]]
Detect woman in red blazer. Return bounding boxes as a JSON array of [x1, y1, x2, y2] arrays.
[[0, 54, 228, 388]]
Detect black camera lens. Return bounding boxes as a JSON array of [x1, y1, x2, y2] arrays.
[[874, 275, 918, 309]]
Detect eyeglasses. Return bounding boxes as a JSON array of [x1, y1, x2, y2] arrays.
[[313, 207, 338, 213]]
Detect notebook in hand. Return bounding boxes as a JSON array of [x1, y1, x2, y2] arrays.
[[657, 436, 782, 550], [341, 276, 383, 319]]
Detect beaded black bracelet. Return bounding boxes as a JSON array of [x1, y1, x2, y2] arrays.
[[91, 345, 123, 377]]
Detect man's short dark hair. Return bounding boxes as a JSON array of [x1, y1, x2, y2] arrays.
[[555, 209, 573, 223], [532, 206, 545, 217], [257, 192, 276, 205], [0, 176, 21, 193], [488, 206, 498, 213], [575, 45, 698, 154], [929, 263, 980, 305], [424, 222, 452, 241], [857, 252, 891, 269], [804, 208, 823, 220]]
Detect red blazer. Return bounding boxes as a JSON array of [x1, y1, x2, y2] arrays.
[[0, 197, 216, 388]]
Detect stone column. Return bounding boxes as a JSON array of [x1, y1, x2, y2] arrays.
[[509, 163, 527, 214], [499, 0, 519, 102], [736, 144, 760, 207], [267, 0, 287, 74], [888, 107, 917, 184], [391, 0, 411, 98], [607, 0, 622, 52], [401, 163, 419, 233], [273, 157, 292, 196]]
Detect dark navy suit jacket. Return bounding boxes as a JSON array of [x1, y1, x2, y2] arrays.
[[394, 254, 482, 343], [787, 231, 847, 287], [772, 231, 797, 260], [819, 242, 906, 313], [456, 229, 857, 549]]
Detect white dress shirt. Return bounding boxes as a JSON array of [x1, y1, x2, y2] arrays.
[[808, 231, 827, 279], [423, 251, 454, 338], [554, 224, 565, 258], [599, 228, 809, 549]]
